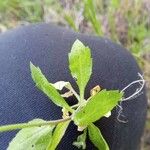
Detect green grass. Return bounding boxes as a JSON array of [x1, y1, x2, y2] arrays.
[[0, 0, 149, 58]]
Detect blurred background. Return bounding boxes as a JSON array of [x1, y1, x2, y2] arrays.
[[0, 0, 149, 149]]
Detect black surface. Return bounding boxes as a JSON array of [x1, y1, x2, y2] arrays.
[[0, 23, 147, 150]]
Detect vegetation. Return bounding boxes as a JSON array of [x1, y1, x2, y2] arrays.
[[0, 0, 149, 149], [0, 40, 123, 150]]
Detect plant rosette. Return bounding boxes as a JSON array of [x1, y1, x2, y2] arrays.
[[0, 39, 123, 150]]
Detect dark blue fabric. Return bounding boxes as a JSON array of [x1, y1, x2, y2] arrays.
[[0, 23, 147, 150]]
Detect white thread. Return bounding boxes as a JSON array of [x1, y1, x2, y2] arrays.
[[121, 73, 145, 101], [117, 73, 145, 123]]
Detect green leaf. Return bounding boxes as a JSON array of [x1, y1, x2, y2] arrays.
[[68, 40, 92, 101], [46, 120, 70, 150], [73, 90, 123, 126], [8, 119, 55, 150], [30, 62, 73, 113], [73, 129, 87, 149], [88, 123, 109, 150]]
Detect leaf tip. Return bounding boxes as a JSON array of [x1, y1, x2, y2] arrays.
[[30, 61, 36, 72], [71, 39, 84, 51]]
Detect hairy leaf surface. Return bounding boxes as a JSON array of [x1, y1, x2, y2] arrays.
[[8, 119, 55, 150], [88, 123, 109, 150], [73, 129, 87, 149], [46, 121, 70, 150], [73, 90, 123, 126], [68, 40, 92, 100], [30, 63, 73, 112]]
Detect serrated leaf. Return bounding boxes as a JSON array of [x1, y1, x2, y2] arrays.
[[46, 120, 70, 150], [68, 40, 92, 100], [30, 62, 73, 113], [88, 123, 109, 150], [7, 119, 55, 150], [73, 129, 87, 149], [73, 90, 123, 126]]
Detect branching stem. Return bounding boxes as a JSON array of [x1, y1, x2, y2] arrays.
[[0, 117, 71, 132]]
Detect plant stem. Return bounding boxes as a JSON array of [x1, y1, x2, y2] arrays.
[[71, 103, 80, 109], [0, 117, 71, 133], [70, 86, 80, 102], [80, 89, 85, 103], [65, 83, 80, 102]]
